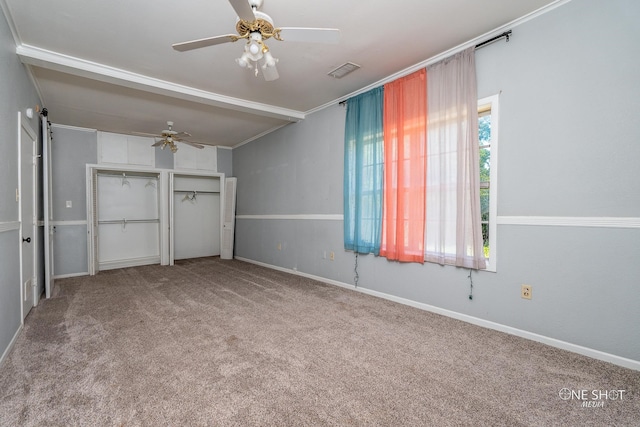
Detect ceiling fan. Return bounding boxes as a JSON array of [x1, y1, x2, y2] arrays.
[[150, 121, 205, 153], [172, 0, 340, 81]]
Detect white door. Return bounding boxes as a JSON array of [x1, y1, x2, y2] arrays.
[[19, 113, 37, 319], [42, 115, 55, 298], [221, 177, 237, 260]]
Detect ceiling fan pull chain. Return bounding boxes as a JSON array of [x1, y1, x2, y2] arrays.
[[254, 63, 259, 77]]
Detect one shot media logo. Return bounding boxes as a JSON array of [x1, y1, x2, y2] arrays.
[[559, 388, 626, 408]]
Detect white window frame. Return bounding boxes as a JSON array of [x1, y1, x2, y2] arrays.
[[478, 94, 499, 272]]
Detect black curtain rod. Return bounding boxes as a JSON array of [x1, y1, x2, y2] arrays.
[[339, 30, 512, 106], [475, 30, 512, 49]]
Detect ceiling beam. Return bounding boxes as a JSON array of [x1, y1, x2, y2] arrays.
[[16, 44, 305, 123]]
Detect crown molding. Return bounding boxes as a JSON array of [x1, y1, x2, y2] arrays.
[[16, 44, 305, 123]]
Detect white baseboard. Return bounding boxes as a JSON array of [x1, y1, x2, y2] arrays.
[[54, 272, 89, 279], [99, 256, 160, 271], [0, 325, 23, 369], [235, 256, 640, 371]]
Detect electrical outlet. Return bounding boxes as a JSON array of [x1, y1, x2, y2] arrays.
[[66, 200, 73, 208], [277, 243, 282, 251], [329, 251, 335, 261], [521, 284, 532, 300]]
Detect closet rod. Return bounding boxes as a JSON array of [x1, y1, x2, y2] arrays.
[[173, 190, 219, 194], [98, 219, 160, 224]]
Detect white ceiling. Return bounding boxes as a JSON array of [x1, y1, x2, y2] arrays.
[[3, 0, 559, 148]]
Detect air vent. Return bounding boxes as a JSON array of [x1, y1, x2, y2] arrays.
[[328, 62, 361, 79]]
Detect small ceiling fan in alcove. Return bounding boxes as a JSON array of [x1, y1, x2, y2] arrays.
[[172, 0, 341, 81], [148, 121, 205, 153]]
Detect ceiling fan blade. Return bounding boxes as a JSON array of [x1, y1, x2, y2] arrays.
[[182, 140, 205, 149], [276, 27, 341, 44], [172, 34, 237, 52], [228, 0, 256, 22], [152, 141, 164, 147], [175, 131, 192, 138], [261, 62, 279, 81]]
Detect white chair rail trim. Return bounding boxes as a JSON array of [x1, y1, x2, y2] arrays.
[[0, 221, 20, 233], [496, 216, 640, 229]]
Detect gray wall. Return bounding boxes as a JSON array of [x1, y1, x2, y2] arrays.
[[51, 126, 97, 221], [0, 7, 42, 360], [233, 0, 640, 363], [50, 126, 97, 276], [217, 147, 233, 178]]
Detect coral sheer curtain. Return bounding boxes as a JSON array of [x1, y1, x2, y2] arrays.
[[380, 69, 427, 263]]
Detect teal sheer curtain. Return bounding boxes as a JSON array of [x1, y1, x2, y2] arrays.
[[343, 87, 384, 254]]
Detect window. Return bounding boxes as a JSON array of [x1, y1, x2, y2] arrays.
[[477, 94, 499, 272]]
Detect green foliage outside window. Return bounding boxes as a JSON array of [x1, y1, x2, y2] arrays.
[[479, 115, 491, 258]]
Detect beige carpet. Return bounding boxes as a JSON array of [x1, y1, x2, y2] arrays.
[[1, 257, 638, 426]]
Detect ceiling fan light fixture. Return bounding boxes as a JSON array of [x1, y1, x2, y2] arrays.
[[236, 52, 252, 68], [249, 40, 261, 55], [262, 50, 278, 68]]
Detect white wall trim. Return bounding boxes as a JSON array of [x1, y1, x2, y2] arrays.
[[497, 216, 640, 229], [51, 123, 97, 133], [235, 256, 640, 371], [0, 324, 22, 369], [236, 214, 343, 221], [99, 256, 160, 271], [232, 123, 292, 150], [0, 221, 20, 233], [54, 272, 89, 279], [16, 44, 304, 123]]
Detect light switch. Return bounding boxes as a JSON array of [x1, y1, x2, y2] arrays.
[[66, 200, 72, 208]]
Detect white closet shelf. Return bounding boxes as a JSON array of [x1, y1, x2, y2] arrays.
[[97, 172, 159, 178]]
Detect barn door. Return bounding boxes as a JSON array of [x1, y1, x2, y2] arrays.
[[41, 114, 55, 298], [19, 113, 38, 318], [220, 177, 236, 260]]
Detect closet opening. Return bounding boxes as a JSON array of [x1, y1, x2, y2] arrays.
[[88, 167, 163, 274], [170, 173, 224, 265]]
